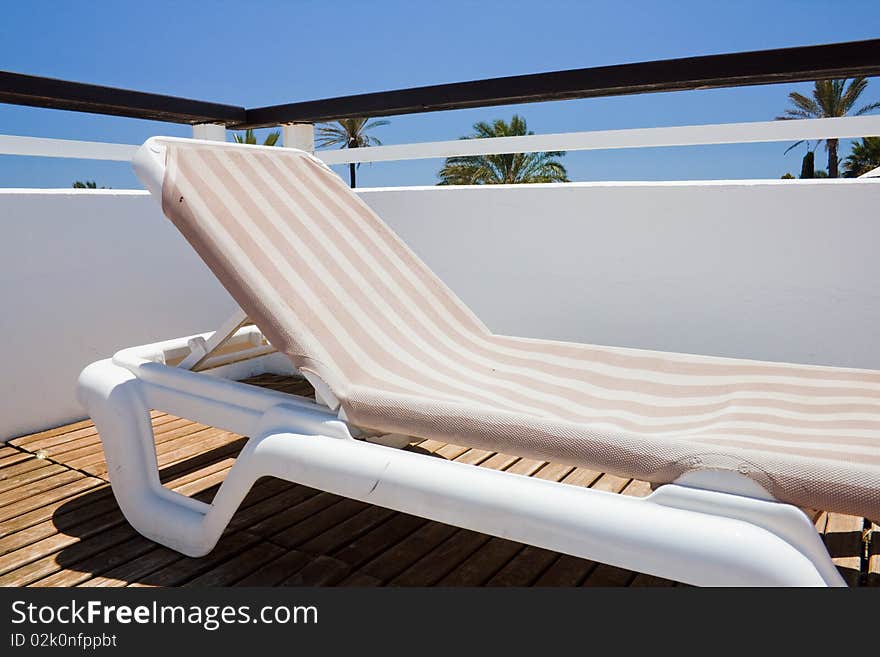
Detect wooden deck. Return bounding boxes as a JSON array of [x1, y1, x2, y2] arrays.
[[0, 374, 876, 587]]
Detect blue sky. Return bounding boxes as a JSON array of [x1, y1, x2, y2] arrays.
[[1, 0, 878, 188]]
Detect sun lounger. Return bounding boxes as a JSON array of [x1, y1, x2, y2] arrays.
[[78, 137, 880, 586]]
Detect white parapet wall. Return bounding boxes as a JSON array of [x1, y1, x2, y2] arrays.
[[1, 179, 879, 440], [363, 179, 880, 368], [0, 190, 239, 441]]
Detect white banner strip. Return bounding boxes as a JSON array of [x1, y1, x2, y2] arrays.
[[0, 134, 138, 161], [317, 115, 880, 165], [1, 115, 878, 167]]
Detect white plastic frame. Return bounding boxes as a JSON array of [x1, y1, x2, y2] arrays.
[[79, 327, 844, 586], [76, 137, 847, 586], [77, 329, 846, 586]]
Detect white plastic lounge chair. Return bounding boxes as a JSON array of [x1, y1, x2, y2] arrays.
[[78, 137, 880, 587]]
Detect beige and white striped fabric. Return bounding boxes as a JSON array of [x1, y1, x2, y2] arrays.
[[157, 138, 880, 520]]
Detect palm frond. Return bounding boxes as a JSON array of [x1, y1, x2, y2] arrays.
[[437, 115, 568, 185], [842, 136, 880, 177], [840, 77, 869, 112], [315, 117, 388, 152], [853, 100, 880, 116], [778, 78, 878, 175], [783, 140, 806, 155], [786, 92, 821, 117]]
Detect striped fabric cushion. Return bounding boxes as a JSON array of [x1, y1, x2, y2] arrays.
[[158, 138, 880, 520]]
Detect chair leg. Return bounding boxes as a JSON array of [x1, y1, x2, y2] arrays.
[[78, 360, 221, 556]]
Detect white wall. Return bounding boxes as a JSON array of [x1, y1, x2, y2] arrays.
[[0, 190, 237, 440], [366, 179, 880, 368], [2, 179, 879, 440]]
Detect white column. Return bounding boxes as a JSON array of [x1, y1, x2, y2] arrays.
[[282, 123, 314, 152], [192, 123, 227, 141]]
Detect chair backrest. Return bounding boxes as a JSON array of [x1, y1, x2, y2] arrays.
[[157, 138, 489, 396]]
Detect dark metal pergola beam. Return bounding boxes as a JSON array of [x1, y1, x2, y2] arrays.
[[0, 71, 246, 125], [239, 39, 880, 128], [1, 39, 878, 129]]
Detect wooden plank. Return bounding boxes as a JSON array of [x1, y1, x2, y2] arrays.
[[8, 418, 103, 446], [280, 555, 351, 586], [621, 479, 653, 497], [170, 467, 231, 501], [0, 523, 137, 586], [332, 513, 428, 570], [560, 466, 602, 488], [433, 443, 470, 461], [391, 529, 491, 585], [156, 441, 246, 486], [869, 522, 879, 587], [450, 448, 494, 466], [0, 481, 111, 540], [589, 473, 632, 494], [69, 427, 238, 477], [582, 564, 637, 587], [630, 573, 677, 587], [821, 513, 864, 586], [37, 416, 192, 464], [298, 505, 396, 556], [267, 498, 369, 550], [79, 546, 182, 588], [0, 450, 37, 470], [337, 571, 383, 586], [358, 521, 458, 583], [485, 545, 558, 586], [0, 461, 68, 494], [275, 380, 315, 397], [0, 445, 29, 460], [2, 447, 243, 586], [437, 537, 522, 586], [0, 453, 57, 478], [150, 432, 244, 474], [183, 542, 287, 586], [0, 470, 90, 510], [80, 479, 290, 587], [234, 550, 313, 586], [406, 439, 449, 457], [127, 532, 265, 587], [505, 457, 547, 477], [473, 452, 519, 472], [0, 476, 105, 524], [245, 492, 344, 542], [0, 506, 126, 579], [533, 462, 575, 482], [226, 483, 319, 534], [0, 493, 119, 558], [15, 416, 202, 480], [10, 412, 167, 452], [534, 554, 597, 586], [32, 534, 157, 587]]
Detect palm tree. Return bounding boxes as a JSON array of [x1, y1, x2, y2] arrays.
[[437, 115, 568, 185], [843, 137, 880, 177], [315, 118, 389, 188], [232, 128, 280, 146], [777, 77, 880, 177]]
